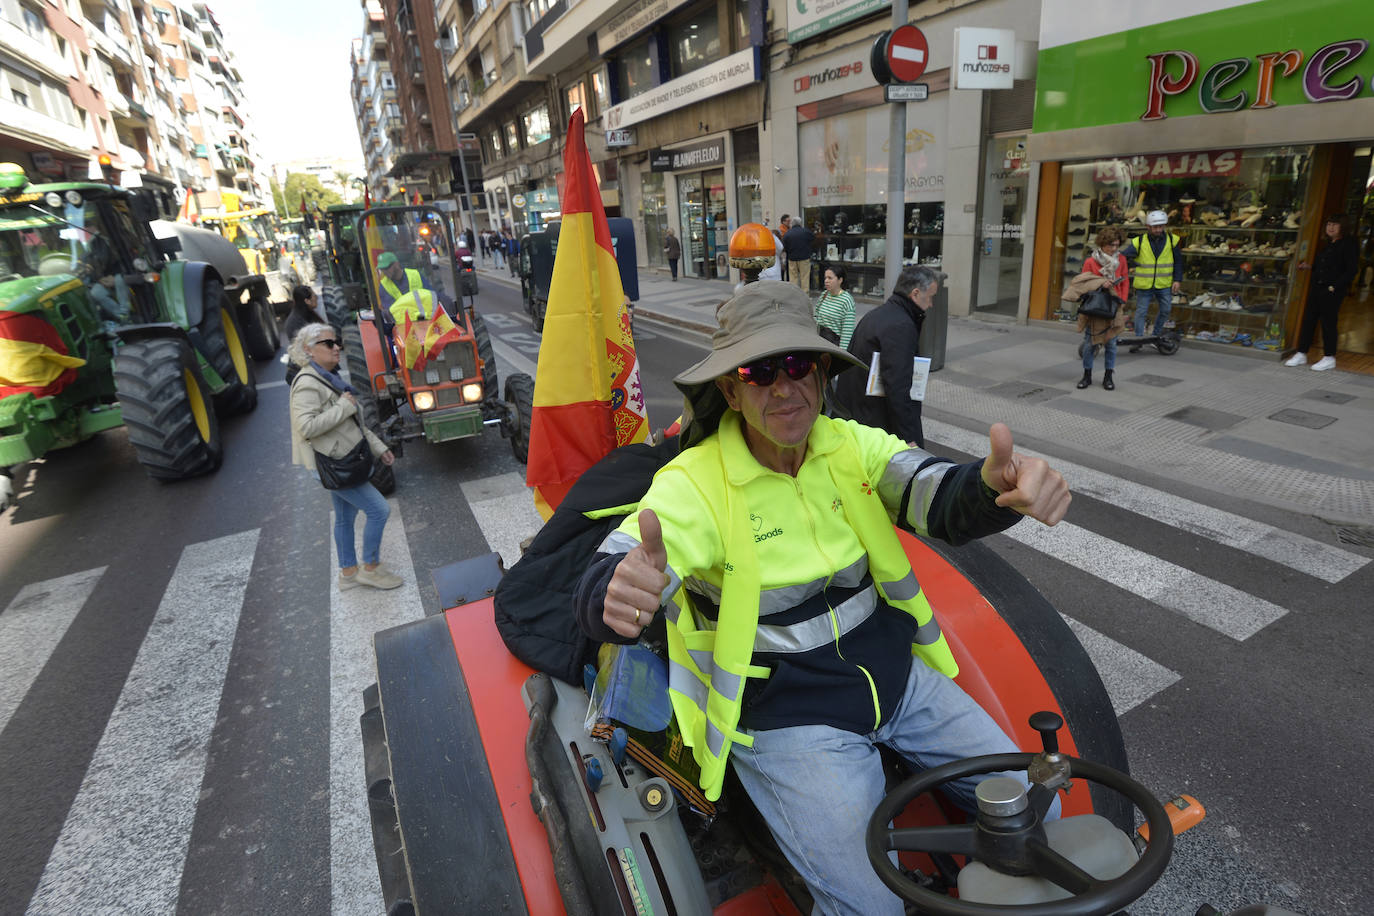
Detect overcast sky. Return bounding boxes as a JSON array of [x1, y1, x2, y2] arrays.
[[210, 0, 365, 168]]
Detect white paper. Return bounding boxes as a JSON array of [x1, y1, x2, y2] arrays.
[[909, 357, 932, 401], [865, 351, 932, 401], [865, 351, 884, 396]]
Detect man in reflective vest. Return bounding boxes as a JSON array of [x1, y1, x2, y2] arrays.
[[1123, 209, 1182, 348], [574, 281, 1071, 914], [376, 251, 441, 328]]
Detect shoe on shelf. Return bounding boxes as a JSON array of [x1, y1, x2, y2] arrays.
[[356, 564, 403, 590], [1283, 352, 1307, 367], [1311, 356, 1337, 371]]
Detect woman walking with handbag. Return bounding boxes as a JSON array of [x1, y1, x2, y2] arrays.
[[288, 323, 402, 590], [1073, 227, 1129, 390]]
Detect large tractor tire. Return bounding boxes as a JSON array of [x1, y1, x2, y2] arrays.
[[322, 284, 348, 328], [241, 295, 279, 361], [199, 278, 257, 416], [468, 311, 499, 404], [114, 337, 224, 479], [502, 373, 534, 464]]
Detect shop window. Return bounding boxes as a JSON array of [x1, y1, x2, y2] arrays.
[[617, 37, 656, 100], [523, 104, 551, 146], [974, 135, 1030, 317], [590, 67, 610, 112], [565, 81, 585, 121], [1052, 147, 1314, 346], [734, 127, 762, 225], [669, 6, 721, 78], [641, 171, 667, 267]]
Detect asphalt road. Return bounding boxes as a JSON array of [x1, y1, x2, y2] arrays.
[[1, 272, 1370, 915]]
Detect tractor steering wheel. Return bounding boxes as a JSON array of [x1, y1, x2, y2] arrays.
[[865, 733, 1174, 915]]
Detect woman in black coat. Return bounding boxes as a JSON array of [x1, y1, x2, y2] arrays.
[[283, 285, 324, 383], [1286, 213, 1360, 371]]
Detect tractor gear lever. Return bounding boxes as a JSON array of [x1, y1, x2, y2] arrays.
[[1027, 711, 1072, 792]]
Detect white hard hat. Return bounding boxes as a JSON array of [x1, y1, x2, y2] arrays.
[[1146, 210, 1168, 226]]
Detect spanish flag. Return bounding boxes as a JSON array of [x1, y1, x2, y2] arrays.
[[525, 109, 647, 519], [0, 310, 86, 398], [398, 313, 428, 372], [423, 306, 463, 364]]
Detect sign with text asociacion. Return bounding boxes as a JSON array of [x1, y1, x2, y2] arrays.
[[603, 48, 760, 130], [789, 0, 886, 44]]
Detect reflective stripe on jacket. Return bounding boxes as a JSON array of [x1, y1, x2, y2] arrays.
[[382, 268, 435, 323], [602, 412, 959, 801], [1131, 232, 1178, 290]]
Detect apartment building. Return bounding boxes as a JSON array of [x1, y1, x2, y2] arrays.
[[0, 0, 271, 217], [351, 5, 401, 201]]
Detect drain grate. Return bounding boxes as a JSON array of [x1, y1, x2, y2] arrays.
[[1334, 526, 1374, 548]]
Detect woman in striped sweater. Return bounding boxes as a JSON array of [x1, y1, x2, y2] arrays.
[[814, 263, 856, 349]]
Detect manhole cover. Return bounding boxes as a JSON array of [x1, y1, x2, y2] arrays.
[[1267, 408, 1336, 430], [1334, 526, 1374, 548], [1302, 389, 1356, 405], [1164, 406, 1245, 430], [1135, 374, 1182, 388]]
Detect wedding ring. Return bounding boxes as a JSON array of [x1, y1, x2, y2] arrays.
[[634, 608, 642, 625]]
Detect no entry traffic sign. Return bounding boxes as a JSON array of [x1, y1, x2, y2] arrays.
[[886, 25, 929, 83]]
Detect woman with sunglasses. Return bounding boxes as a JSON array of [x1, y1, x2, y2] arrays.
[[288, 324, 401, 591]]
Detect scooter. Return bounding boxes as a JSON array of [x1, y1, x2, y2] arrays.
[[1079, 328, 1181, 358]]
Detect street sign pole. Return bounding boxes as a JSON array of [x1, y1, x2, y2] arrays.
[[884, 0, 910, 299]]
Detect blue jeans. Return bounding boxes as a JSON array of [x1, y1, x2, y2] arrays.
[[1082, 329, 1117, 370], [331, 480, 390, 568], [729, 660, 1057, 915], [1133, 286, 1172, 337]]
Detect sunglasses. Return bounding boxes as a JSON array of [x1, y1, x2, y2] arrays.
[[736, 352, 819, 386], [313, 338, 343, 349]]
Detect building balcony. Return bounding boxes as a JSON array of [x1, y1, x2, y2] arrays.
[[0, 18, 72, 83], [0, 98, 89, 155]]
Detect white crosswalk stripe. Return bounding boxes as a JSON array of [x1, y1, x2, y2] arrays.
[[28, 531, 259, 915], [925, 418, 1368, 584], [0, 567, 104, 736], [460, 472, 545, 569], [1060, 615, 1180, 716], [328, 499, 425, 916]]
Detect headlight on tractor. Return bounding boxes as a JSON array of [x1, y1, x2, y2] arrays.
[[461, 383, 483, 403], [413, 390, 436, 411]]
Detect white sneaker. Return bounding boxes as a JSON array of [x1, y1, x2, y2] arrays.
[[1283, 352, 1307, 367], [355, 564, 403, 590], [1311, 356, 1337, 371]]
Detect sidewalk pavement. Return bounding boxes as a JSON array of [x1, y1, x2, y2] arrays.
[[474, 263, 1374, 526]]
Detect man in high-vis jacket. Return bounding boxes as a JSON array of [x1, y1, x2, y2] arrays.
[[376, 251, 445, 330], [573, 281, 1071, 915], [1122, 209, 1182, 348]]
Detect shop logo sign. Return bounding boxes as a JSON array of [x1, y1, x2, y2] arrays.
[[953, 27, 1014, 89], [794, 61, 864, 94], [978, 45, 998, 61], [1141, 39, 1371, 120], [1093, 150, 1242, 181]]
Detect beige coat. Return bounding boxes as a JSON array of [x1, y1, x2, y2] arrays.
[[1063, 271, 1128, 344], [290, 365, 387, 471]]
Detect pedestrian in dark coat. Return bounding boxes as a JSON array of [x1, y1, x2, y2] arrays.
[[833, 265, 943, 447], [1286, 213, 1360, 371]]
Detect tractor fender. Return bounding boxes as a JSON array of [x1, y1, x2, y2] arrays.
[[114, 322, 192, 346], [175, 260, 224, 329]]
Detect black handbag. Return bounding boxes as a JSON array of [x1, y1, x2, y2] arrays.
[[315, 437, 374, 490], [1077, 287, 1121, 320]]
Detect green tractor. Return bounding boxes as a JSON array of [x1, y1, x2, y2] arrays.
[[0, 163, 257, 509], [319, 203, 368, 327]]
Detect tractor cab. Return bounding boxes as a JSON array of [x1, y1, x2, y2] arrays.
[[320, 203, 369, 324], [341, 204, 532, 460]]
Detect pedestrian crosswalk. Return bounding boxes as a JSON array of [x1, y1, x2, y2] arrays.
[[0, 437, 1368, 911]]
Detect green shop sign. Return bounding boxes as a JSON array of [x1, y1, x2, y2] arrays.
[[1034, 0, 1371, 134]]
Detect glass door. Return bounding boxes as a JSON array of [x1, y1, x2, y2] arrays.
[[642, 171, 667, 267], [679, 174, 705, 277], [705, 169, 727, 280]]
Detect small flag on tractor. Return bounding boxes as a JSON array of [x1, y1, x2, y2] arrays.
[[0, 309, 86, 398], [423, 306, 463, 364], [524, 108, 648, 520], [398, 313, 429, 372]]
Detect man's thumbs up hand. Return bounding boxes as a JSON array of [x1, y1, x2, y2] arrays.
[[604, 509, 670, 637], [979, 423, 1071, 526]]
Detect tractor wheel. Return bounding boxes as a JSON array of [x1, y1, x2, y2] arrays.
[[198, 278, 257, 416], [242, 295, 279, 361], [468, 311, 499, 404], [114, 337, 224, 479], [503, 372, 534, 464], [531, 299, 546, 333], [322, 284, 348, 327], [342, 324, 369, 381]]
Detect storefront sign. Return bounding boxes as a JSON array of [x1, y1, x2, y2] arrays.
[[1034, 0, 1372, 135], [511, 194, 526, 208], [603, 48, 759, 130], [952, 27, 1015, 90], [788, 0, 886, 44], [1141, 39, 1371, 121], [1092, 150, 1243, 182], [664, 139, 725, 171], [648, 150, 673, 172], [605, 128, 636, 148], [527, 187, 559, 211], [794, 60, 865, 95], [595, 0, 693, 53]]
